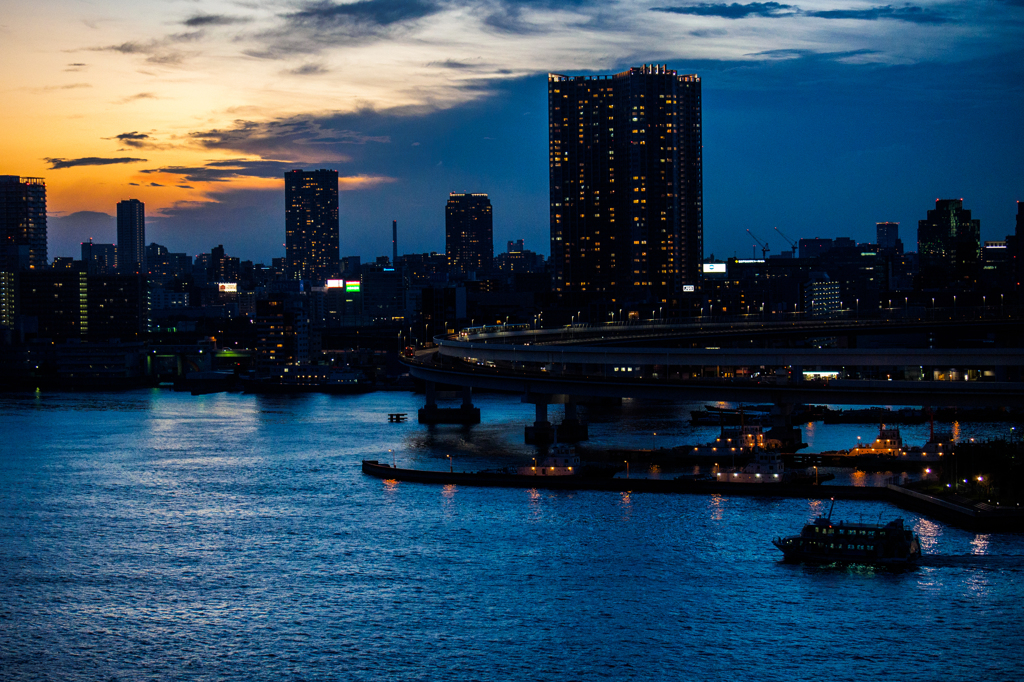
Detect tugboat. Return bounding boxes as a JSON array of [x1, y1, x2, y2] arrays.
[[772, 499, 922, 566]]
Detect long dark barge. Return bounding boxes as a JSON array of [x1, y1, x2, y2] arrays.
[[362, 460, 878, 498], [361, 460, 1024, 532]]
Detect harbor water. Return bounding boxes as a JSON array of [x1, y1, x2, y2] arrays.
[[2, 390, 1023, 681]]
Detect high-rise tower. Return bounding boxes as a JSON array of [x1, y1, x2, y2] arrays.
[[548, 65, 702, 310], [445, 193, 493, 275], [116, 199, 145, 274], [0, 175, 47, 270], [285, 169, 339, 281], [917, 199, 981, 289]]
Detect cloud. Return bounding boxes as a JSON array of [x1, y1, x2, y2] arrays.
[[39, 83, 92, 91], [119, 92, 158, 103], [286, 0, 438, 28], [113, 131, 152, 148], [46, 156, 147, 170], [338, 174, 398, 190], [64, 63, 87, 72], [188, 117, 389, 158], [804, 5, 952, 24], [89, 32, 201, 65], [286, 63, 329, 75], [651, 3, 950, 23], [429, 59, 482, 70], [177, 185, 195, 189], [651, 3, 796, 19], [183, 14, 251, 28], [141, 159, 299, 183], [249, 0, 440, 58]]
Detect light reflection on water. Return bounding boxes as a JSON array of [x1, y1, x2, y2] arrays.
[[2, 390, 1024, 682]]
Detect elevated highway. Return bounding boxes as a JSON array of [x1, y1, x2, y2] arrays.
[[406, 317, 1024, 442]]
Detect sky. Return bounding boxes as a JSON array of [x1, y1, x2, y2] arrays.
[[2, 0, 1023, 264]]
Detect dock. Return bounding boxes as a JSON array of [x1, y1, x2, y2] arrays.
[[361, 460, 1024, 532]]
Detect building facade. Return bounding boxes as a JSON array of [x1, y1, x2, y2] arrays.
[[548, 65, 702, 310], [1, 175, 47, 271], [917, 199, 981, 289], [285, 169, 339, 281], [445, 193, 493, 275], [116, 199, 146, 274]]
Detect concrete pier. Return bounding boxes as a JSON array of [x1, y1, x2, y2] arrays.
[[418, 381, 481, 424]]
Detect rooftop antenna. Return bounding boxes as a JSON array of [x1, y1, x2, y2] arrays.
[[392, 220, 398, 265]]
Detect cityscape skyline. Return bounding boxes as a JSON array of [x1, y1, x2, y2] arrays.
[[3, 3, 1023, 264]]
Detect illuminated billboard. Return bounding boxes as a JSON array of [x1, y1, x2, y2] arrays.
[[702, 263, 726, 274], [326, 279, 345, 288], [682, 284, 695, 292], [217, 282, 237, 293], [345, 282, 361, 292]]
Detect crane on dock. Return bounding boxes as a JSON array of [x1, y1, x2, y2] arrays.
[[774, 226, 798, 257], [746, 229, 770, 259]]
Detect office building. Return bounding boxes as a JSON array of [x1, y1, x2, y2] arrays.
[[917, 199, 981, 289], [16, 270, 88, 341], [116, 199, 146, 274], [876, 222, 902, 253], [285, 169, 339, 281], [82, 239, 117, 275], [548, 65, 702, 309], [445, 193, 493, 275], [87, 274, 148, 341], [1, 175, 47, 270]]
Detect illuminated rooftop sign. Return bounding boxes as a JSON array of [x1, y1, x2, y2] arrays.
[[703, 263, 726, 274], [217, 282, 237, 293]]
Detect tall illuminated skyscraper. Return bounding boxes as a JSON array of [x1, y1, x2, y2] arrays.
[[445, 193, 493, 275], [116, 199, 145, 274], [0, 175, 47, 270], [285, 169, 339, 281], [548, 65, 702, 310]]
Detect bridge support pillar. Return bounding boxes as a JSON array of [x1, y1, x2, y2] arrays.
[[557, 400, 589, 443], [418, 381, 481, 425], [767, 402, 804, 451], [525, 401, 555, 445]]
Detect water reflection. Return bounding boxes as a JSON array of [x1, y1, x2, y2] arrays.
[[970, 534, 990, 555], [708, 494, 724, 521]]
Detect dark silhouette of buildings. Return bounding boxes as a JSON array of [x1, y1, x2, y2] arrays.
[[1, 176, 47, 271], [918, 199, 981, 289], [445, 193, 493, 275], [548, 65, 702, 310], [82, 239, 116, 275], [285, 169, 339, 281], [116, 199, 145, 274]]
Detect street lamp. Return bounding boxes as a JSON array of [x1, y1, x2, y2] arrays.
[[624, 460, 630, 479], [446, 454, 453, 473], [653, 432, 657, 451]]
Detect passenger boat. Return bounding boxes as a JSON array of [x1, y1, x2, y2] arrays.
[[772, 499, 922, 566]]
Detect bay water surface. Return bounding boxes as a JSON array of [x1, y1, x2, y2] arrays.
[[1, 390, 1022, 680]]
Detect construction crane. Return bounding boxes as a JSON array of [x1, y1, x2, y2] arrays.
[[773, 226, 798, 257], [746, 229, 770, 259]]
